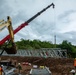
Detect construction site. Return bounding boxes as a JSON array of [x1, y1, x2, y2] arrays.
[[0, 1, 76, 75], [0, 55, 75, 75]]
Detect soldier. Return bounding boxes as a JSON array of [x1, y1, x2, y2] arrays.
[[17, 63, 22, 74], [74, 58, 76, 69]]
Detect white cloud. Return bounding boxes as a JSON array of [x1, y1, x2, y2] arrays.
[[0, 0, 76, 45], [57, 11, 76, 33]]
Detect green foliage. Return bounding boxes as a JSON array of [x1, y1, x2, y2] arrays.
[[58, 40, 76, 58], [15, 39, 54, 49], [59, 40, 72, 52]]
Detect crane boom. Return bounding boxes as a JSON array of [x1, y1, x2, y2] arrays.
[[0, 3, 55, 46]]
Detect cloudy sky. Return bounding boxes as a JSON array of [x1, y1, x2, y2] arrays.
[[0, 0, 76, 45]]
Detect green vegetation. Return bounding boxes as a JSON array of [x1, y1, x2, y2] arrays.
[[15, 39, 54, 49], [57, 40, 76, 58], [1, 39, 76, 58]]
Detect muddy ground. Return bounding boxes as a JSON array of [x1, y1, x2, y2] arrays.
[[0, 56, 75, 75]]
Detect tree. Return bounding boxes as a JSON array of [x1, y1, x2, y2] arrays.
[[59, 40, 75, 57]]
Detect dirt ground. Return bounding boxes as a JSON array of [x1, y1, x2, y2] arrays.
[[0, 56, 75, 75]]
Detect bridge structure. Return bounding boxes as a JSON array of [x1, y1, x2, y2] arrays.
[[0, 48, 67, 58]]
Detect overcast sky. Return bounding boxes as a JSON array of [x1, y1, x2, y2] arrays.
[[0, 0, 76, 45]]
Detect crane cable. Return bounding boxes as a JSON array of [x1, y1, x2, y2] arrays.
[[52, 0, 57, 46]]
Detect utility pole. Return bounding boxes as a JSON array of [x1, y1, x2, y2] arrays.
[[54, 35, 56, 48]]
